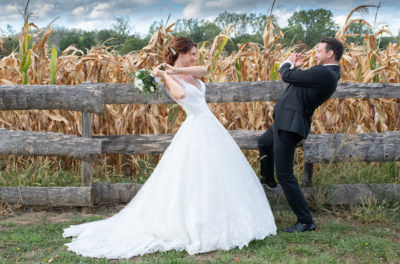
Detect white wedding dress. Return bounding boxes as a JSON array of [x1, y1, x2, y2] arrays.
[[63, 78, 276, 259]]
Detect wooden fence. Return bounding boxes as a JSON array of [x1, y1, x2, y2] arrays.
[[1, 81, 399, 207]]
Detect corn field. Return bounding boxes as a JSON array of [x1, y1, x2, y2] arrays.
[[0, 7, 399, 180]]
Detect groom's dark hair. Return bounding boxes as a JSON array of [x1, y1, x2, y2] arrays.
[[320, 38, 344, 62]]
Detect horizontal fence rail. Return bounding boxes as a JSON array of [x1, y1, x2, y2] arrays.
[[2, 183, 399, 207], [304, 131, 400, 163], [0, 128, 102, 161], [0, 186, 92, 207], [94, 130, 264, 154], [1, 128, 398, 163], [0, 84, 105, 113], [1, 82, 400, 113]]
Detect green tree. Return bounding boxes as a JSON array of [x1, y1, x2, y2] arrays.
[[174, 18, 205, 43], [79, 31, 96, 52], [59, 34, 81, 52], [120, 35, 149, 54], [173, 19, 221, 45], [0, 37, 18, 58], [97, 29, 114, 45], [378, 36, 397, 49], [346, 23, 373, 45], [202, 22, 221, 42], [224, 34, 264, 54], [283, 9, 338, 48], [214, 12, 276, 37], [215, 11, 248, 37], [148, 20, 164, 37], [112, 16, 130, 48], [0, 25, 18, 58]]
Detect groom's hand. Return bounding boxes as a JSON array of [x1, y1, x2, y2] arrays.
[[287, 53, 296, 63], [293, 53, 305, 67]]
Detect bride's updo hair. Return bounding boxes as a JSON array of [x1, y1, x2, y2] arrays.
[[164, 36, 197, 66]]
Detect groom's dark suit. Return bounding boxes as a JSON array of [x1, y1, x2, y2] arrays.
[[258, 62, 340, 225]]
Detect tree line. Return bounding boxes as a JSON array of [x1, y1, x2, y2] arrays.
[[1, 9, 399, 58]]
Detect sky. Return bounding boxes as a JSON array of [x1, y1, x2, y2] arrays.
[[0, 0, 399, 37]]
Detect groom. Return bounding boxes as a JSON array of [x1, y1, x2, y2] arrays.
[[258, 38, 344, 232]]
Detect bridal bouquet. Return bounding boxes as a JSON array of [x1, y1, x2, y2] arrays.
[[133, 69, 162, 94]]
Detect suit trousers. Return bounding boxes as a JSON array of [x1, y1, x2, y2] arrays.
[[258, 124, 313, 225]]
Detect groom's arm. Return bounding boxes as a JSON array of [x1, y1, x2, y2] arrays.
[[279, 62, 327, 88]]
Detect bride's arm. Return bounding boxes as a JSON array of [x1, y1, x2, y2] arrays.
[[164, 64, 208, 79], [152, 66, 185, 100]]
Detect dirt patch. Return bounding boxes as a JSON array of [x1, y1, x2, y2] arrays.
[[0, 205, 123, 230], [193, 251, 219, 261]]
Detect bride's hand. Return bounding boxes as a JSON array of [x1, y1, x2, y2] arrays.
[[152, 64, 167, 79], [162, 63, 178, 75]]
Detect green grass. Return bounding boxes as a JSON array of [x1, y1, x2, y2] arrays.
[[312, 161, 400, 185], [1, 204, 399, 264], [1, 154, 399, 187]]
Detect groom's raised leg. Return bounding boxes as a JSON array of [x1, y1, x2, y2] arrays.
[[257, 125, 277, 189], [273, 128, 314, 227]]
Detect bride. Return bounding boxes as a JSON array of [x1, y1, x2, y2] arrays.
[[63, 36, 276, 259]]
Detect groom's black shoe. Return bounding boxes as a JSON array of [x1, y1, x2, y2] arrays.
[[260, 176, 278, 190], [281, 221, 316, 233]]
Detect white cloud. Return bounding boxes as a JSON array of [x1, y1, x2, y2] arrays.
[[375, 10, 400, 35], [34, 3, 55, 17], [205, 0, 228, 8], [72, 19, 112, 31], [5, 4, 19, 13], [334, 15, 347, 28], [273, 9, 293, 28], [72, 6, 86, 16], [183, 1, 202, 18], [89, 3, 112, 19], [3, 4, 20, 21]]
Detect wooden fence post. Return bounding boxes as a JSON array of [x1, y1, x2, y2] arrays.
[[81, 110, 93, 211], [81, 111, 92, 187]]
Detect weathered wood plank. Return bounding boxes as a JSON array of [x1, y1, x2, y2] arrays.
[[1, 82, 399, 112], [92, 182, 142, 204], [0, 84, 105, 113], [101, 82, 288, 105], [0, 186, 92, 206], [334, 82, 400, 98], [81, 112, 92, 187], [314, 184, 400, 205], [0, 128, 102, 161], [101, 82, 400, 104], [2, 184, 397, 206], [90, 183, 400, 205], [95, 130, 264, 154], [304, 131, 400, 163]]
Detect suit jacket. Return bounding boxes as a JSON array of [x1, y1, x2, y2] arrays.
[[274, 62, 341, 138]]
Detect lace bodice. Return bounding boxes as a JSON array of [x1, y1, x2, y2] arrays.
[[171, 78, 211, 117]]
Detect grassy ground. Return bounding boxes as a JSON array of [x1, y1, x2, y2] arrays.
[[1, 156, 399, 263], [1, 202, 399, 264]]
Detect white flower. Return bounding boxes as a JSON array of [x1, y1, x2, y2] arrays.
[[137, 83, 144, 92], [134, 79, 143, 86], [150, 86, 154, 92], [134, 79, 144, 91]]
